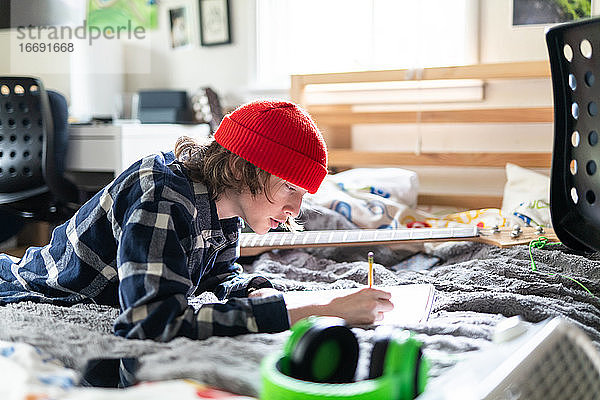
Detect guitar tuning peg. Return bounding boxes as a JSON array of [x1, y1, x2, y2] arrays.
[[536, 226, 545, 235], [510, 224, 522, 238], [492, 225, 500, 234]]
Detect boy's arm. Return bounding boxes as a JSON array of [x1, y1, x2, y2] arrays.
[[195, 226, 276, 299], [195, 256, 275, 300], [113, 201, 289, 341]]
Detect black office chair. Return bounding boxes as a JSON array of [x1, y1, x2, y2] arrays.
[[0, 77, 81, 223], [546, 17, 600, 252]]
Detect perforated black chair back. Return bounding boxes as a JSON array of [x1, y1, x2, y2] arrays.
[[0, 77, 79, 220], [0, 77, 47, 201], [547, 17, 600, 251]]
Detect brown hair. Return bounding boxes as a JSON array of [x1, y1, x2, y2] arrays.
[[174, 136, 302, 231]]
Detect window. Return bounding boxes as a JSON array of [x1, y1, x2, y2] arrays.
[[256, 0, 479, 88]]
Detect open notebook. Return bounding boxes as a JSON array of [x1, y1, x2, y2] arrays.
[[283, 284, 435, 325]]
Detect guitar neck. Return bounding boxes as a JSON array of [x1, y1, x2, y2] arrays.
[[239, 226, 558, 256], [240, 226, 477, 256]]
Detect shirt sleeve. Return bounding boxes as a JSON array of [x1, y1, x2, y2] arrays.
[[196, 259, 275, 300], [196, 221, 276, 299], [112, 197, 289, 342]]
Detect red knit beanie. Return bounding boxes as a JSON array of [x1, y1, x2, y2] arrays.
[[214, 100, 328, 194]]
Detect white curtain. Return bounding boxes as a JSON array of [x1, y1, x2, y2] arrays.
[[256, 0, 479, 87]]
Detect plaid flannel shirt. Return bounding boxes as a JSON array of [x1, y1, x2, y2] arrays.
[[0, 152, 289, 341]]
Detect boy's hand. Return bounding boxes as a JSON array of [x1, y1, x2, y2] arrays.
[[287, 287, 394, 326], [326, 288, 394, 325], [248, 287, 282, 298]]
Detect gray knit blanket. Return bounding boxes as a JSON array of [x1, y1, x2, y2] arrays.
[[0, 206, 598, 397]]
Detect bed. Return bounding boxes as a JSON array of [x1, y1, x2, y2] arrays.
[[0, 201, 598, 398], [291, 60, 553, 210], [1, 62, 599, 398]]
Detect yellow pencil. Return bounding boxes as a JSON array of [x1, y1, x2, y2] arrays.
[[368, 251, 374, 288]]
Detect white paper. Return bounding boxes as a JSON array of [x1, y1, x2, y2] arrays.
[[283, 284, 435, 325]]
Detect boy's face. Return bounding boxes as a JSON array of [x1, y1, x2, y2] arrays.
[[236, 176, 307, 235]]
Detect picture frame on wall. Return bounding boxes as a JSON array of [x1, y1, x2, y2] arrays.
[[199, 0, 231, 46], [168, 5, 193, 49], [512, 0, 591, 26]]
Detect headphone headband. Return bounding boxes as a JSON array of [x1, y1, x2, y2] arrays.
[[261, 316, 429, 400]]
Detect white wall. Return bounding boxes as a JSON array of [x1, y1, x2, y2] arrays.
[[0, 0, 257, 111], [480, 1, 550, 63], [481, 1, 600, 63], [2, 0, 581, 112], [0, 29, 72, 96], [124, 0, 257, 109]]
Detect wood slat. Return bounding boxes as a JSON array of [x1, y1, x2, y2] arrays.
[[321, 125, 352, 148], [291, 61, 550, 89], [290, 75, 306, 106], [417, 194, 502, 209], [311, 107, 554, 125], [328, 150, 552, 168]]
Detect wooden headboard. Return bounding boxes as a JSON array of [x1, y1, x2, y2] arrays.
[[291, 61, 553, 209]]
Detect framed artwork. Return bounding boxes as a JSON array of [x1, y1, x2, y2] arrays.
[[199, 0, 231, 46], [512, 0, 591, 26], [168, 5, 192, 48], [88, 0, 158, 31]]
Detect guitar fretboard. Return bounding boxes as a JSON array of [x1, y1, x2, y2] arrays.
[[239, 226, 479, 250]]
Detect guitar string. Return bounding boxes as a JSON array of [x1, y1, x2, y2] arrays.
[[528, 237, 596, 297]]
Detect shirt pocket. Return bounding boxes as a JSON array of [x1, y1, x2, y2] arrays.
[[186, 236, 226, 297]]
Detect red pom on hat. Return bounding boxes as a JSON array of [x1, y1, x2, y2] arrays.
[[214, 100, 328, 194]]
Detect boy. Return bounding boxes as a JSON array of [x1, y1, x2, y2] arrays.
[[0, 101, 393, 341]]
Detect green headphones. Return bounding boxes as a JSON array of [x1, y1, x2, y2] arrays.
[[261, 316, 429, 400]]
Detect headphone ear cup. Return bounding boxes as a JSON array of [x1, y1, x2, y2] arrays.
[[368, 337, 391, 380], [368, 330, 429, 398], [289, 319, 359, 383]]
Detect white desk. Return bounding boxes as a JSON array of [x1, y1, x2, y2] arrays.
[[66, 123, 210, 175]]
